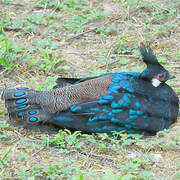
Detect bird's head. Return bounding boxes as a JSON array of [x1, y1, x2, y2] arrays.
[[139, 44, 175, 87]]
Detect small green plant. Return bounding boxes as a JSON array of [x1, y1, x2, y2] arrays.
[[2, 0, 10, 5], [0, 32, 24, 68], [99, 170, 121, 180], [176, 170, 180, 180], [115, 38, 138, 55], [175, 49, 180, 60], [0, 131, 13, 139], [0, 16, 23, 31], [167, 136, 180, 149], [66, 14, 88, 33], [27, 46, 68, 73], [0, 123, 10, 129], [0, 142, 18, 165], [72, 169, 94, 180], [62, 129, 84, 149], [39, 48, 67, 72], [82, 134, 97, 143], [24, 14, 47, 26], [120, 158, 153, 180], [16, 160, 77, 179], [34, 75, 58, 90], [17, 152, 27, 161], [61, 0, 87, 12], [89, 9, 112, 19], [42, 130, 84, 152], [32, 0, 87, 12]]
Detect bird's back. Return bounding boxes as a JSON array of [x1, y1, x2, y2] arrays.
[[51, 72, 179, 135]]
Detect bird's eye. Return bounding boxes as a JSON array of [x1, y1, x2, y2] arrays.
[[158, 74, 164, 78], [156, 73, 166, 81]]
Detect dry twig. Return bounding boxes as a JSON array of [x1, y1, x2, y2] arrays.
[[66, 17, 121, 41]]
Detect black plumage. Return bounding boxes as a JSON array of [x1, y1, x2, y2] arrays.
[[2, 45, 179, 135]]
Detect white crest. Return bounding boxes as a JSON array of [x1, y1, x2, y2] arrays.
[[152, 78, 161, 87]]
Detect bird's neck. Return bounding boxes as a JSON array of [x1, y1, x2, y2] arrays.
[[139, 68, 152, 81]]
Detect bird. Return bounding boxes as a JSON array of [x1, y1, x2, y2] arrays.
[[1, 45, 179, 136]]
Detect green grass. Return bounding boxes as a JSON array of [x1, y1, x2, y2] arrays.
[[0, 127, 179, 179]]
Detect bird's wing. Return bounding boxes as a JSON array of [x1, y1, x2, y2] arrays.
[[53, 76, 100, 88]]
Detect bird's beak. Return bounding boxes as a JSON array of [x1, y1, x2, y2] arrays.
[[169, 74, 175, 79]]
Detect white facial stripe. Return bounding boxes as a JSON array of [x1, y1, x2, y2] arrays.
[[152, 78, 161, 87]]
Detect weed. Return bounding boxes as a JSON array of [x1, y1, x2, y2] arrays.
[[0, 131, 13, 139], [16, 160, 77, 179], [17, 152, 27, 161], [66, 14, 88, 33], [175, 49, 180, 60], [176, 171, 180, 180], [89, 9, 112, 19], [24, 14, 48, 26], [41, 130, 84, 152], [120, 158, 153, 180], [32, 0, 87, 12], [26, 47, 68, 73], [38, 48, 66, 72], [34, 76, 58, 90], [82, 134, 97, 143], [99, 170, 121, 180], [2, 0, 10, 5], [0, 32, 24, 68], [0, 123, 10, 129], [0, 141, 19, 165]]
